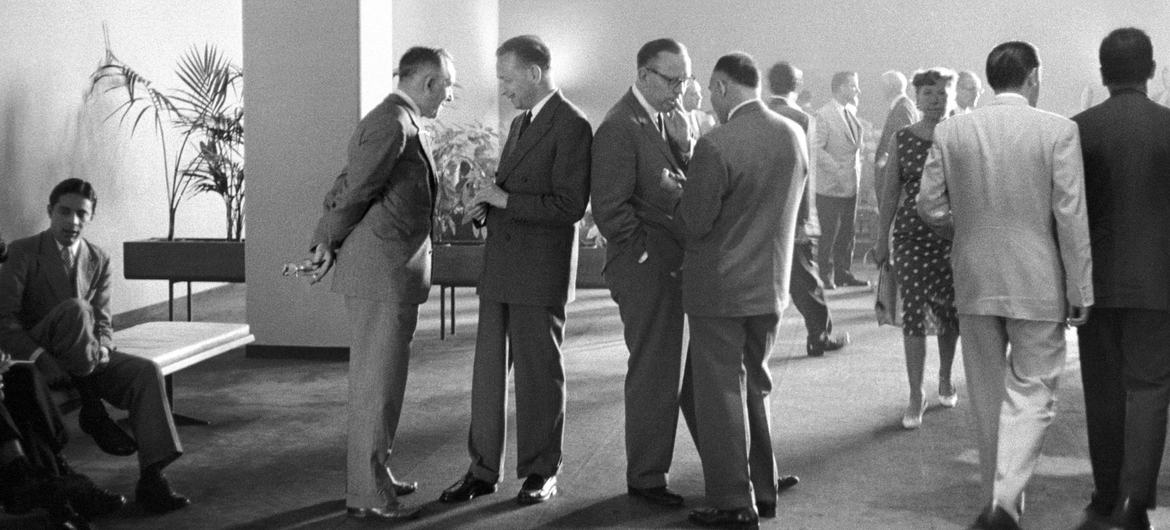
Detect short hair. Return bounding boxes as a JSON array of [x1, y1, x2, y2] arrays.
[[637, 38, 685, 68], [881, 70, 908, 92], [830, 71, 858, 92], [985, 41, 1040, 91], [958, 70, 982, 87], [714, 52, 760, 89], [1099, 27, 1155, 85], [396, 46, 451, 80], [911, 67, 957, 90], [49, 178, 98, 211], [497, 35, 551, 71], [768, 62, 800, 94]]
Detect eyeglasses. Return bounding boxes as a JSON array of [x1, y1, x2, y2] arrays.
[[643, 67, 694, 90]]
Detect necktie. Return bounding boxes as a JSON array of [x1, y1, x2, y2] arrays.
[[518, 111, 532, 139], [845, 107, 860, 142], [61, 246, 77, 294], [655, 114, 666, 139]]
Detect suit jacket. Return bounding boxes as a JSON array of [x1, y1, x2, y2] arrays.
[[1073, 89, 1170, 310], [812, 100, 862, 198], [767, 96, 818, 241], [478, 91, 592, 307], [875, 95, 918, 189], [918, 93, 1093, 321], [312, 92, 436, 304], [592, 89, 688, 268], [680, 100, 807, 317], [0, 231, 113, 359]]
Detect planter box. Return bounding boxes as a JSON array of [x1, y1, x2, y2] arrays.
[[431, 243, 483, 287], [124, 239, 246, 283]]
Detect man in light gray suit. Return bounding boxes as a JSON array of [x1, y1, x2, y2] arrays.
[[918, 41, 1093, 529], [681, 52, 806, 528], [305, 47, 455, 521], [812, 71, 868, 289]]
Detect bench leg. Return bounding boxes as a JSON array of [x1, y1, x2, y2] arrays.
[[165, 374, 209, 426]]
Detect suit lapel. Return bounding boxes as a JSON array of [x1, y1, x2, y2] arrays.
[[400, 99, 438, 211], [76, 240, 98, 299], [38, 231, 74, 301], [623, 91, 682, 173], [498, 91, 562, 183]]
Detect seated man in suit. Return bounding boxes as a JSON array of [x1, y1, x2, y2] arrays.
[[0, 178, 189, 514]]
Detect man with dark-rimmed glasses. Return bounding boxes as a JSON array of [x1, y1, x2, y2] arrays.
[[590, 38, 698, 507]]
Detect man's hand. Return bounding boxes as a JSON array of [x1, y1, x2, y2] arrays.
[[467, 203, 488, 224], [1066, 304, 1091, 327], [658, 168, 685, 193], [870, 240, 890, 265], [472, 184, 509, 209], [308, 244, 336, 285], [97, 346, 111, 368]]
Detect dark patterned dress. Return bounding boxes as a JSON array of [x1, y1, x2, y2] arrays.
[[891, 128, 959, 337]]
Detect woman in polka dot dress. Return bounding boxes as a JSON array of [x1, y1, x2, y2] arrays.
[[872, 68, 961, 429]]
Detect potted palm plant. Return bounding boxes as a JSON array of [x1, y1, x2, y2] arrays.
[[427, 120, 499, 286], [87, 36, 245, 283]]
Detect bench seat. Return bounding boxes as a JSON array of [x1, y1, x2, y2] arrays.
[[113, 321, 254, 376]]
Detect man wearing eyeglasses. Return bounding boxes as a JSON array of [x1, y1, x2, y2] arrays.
[[591, 38, 698, 507]]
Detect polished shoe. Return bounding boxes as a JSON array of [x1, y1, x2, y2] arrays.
[[346, 503, 422, 521], [972, 503, 1022, 530], [79, 414, 137, 457], [1112, 498, 1153, 530], [627, 485, 683, 506], [517, 474, 557, 504], [837, 275, 871, 288], [688, 506, 760, 528], [807, 332, 849, 357], [901, 398, 926, 430], [439, 473, 497, 502], [777, 475, 800, 492], [135, 472, 191, 513], [68, 478, 126, 518]]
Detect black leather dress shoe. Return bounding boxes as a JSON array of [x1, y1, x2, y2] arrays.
[[807, 332, 849, 357], [689, 506, 759, 528], [136, 472, 191, 513], [627, 485, 683, 506], [439, 473, 497, 503], [778, 475, 800, 492], [973, 503, 1021, 530], [517, 474, 557, 504], [69, 478, 126, 518], [346, 503, 422, 521], [80, 414, 137, 456], [837, 275, 871, 288], [1112, 498, 1153, 530]]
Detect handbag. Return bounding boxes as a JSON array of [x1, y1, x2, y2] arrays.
[[874, 261, 902, 327]]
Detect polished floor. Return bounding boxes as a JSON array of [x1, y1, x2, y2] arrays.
[[19, 276, 1170, 529]]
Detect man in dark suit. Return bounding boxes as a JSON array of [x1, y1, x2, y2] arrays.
[[874, 70, 918, 198], [306, 47, 454, 521], [1073, 27, 1170, 530], [0, 179, 187, 515], [590, 38, 698, 507], [682, 52, 807, 528], [439, 35, 591, 506], [767, 61, 850, 358]]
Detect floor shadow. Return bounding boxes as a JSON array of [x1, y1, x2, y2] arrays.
[[226, 499, 345, 529]]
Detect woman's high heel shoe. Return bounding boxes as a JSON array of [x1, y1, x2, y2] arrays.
[[938, 382, 958, 408], [901, 398, 926, 429]]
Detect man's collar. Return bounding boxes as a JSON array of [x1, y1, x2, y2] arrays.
[[831, 98, 854, 113], [54, 237, 79, 257], [728, 98, 760, 121], [528, 89, 558, 120], [631, 85, 661, 120], [392, 89, 422, 115], [992, 92, 1029, 106], [770, 95, 797, 109]]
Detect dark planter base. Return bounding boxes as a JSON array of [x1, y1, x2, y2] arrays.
[[123, 239, 246, 283]]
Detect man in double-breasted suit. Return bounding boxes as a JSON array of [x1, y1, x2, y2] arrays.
[[812, 71, 868, 289], [918, 41, 1093, 528], [439, 35, 591, 506], [590, 38, 698, 507], [0, 179, 187, 515], [307, 47, 455, 521], [1073, 27, 1170, 529], [682, 53, 806, 528]]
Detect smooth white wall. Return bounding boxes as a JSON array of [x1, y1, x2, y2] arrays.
[[0, 0, 242, 315], [243, 0, 359, 347]]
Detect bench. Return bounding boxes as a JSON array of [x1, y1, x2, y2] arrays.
[[52, 322, 254, 424]]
